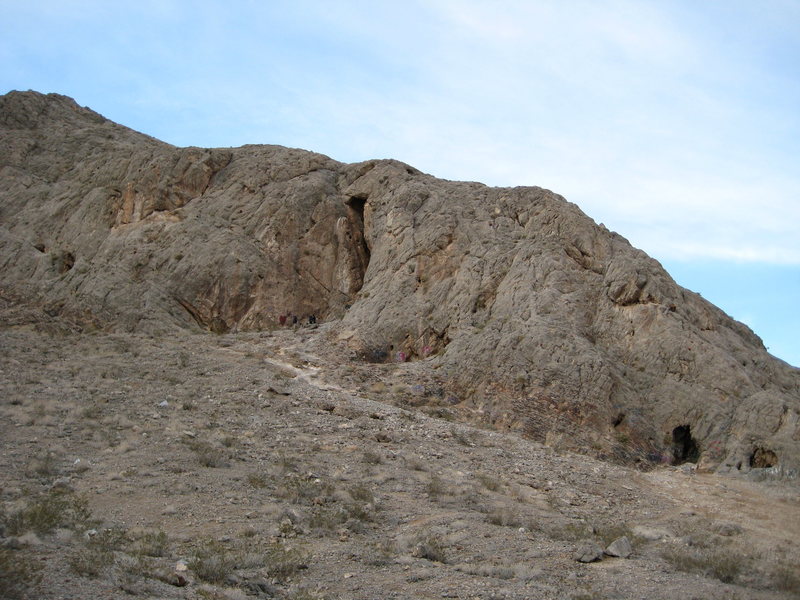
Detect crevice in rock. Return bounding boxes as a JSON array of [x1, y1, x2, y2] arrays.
[[671, 425, 699, 465], [750, 447, 778, 468], [344, 195, 371, 294]]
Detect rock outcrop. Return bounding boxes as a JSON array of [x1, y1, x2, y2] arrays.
[[1, 90, 798, 474]]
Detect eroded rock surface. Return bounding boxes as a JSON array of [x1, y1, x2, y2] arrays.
[[1, 90, 798, 474]]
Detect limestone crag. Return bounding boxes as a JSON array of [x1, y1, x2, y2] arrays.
[[1, 91, 798, 475]]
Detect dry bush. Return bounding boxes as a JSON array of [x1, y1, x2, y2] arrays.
[[132, 530, 169, 557], [476, 473, 501, 492], [411, 534, 447, 563], [185, 439, 230, 468], [426, 475, 447, 499], [486, 506, 524, 528], [247, 472, 270, 488], [660, 546, 741, 584], [189, 540, 237, 584]]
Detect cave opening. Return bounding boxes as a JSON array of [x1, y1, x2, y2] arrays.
[[672, 425, 700, 465], [749, 447, 778, 469]]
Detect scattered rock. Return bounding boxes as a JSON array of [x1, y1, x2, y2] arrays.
[[17, 532, 42, 546], [604, 536, 632, 558], [631, 526, 672, 541], [573, 540, 604, 563]]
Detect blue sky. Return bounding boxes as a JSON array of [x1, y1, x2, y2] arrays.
[[2, 0, 798, 366]]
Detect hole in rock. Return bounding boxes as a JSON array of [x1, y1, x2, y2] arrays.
[[672, 425, 699, 465], [749, 448, 778, 469]]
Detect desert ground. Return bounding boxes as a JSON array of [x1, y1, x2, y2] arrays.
[[2, 306, 799, 600]]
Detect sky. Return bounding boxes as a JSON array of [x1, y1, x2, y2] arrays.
[[1, 0, 798, 366]]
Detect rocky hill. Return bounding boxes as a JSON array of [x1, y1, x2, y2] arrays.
[[1, 90, 798, 476]]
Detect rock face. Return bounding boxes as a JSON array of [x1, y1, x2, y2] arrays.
[[1, 91, 798, 474]]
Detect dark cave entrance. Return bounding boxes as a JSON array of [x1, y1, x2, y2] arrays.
[[749, 447, 778, 469], [672, 425, 700, 465]]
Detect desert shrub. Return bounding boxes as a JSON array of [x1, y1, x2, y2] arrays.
[[133, 530, 169, 557], [362, 450, 383, 464], [30, 451, 60, 477], [366, 540, 397, 566], [660, 546, 741, 584], [542, 521, 594, 542], [593, 524, 634, 546], [3, 490, 93, 535], [309, 501, 373, 535], [412, 534, 447, 563], [406, 457, 427, 471], [277, 475, 335, 505], [476, 473, 501, 492], [68, 527, 130, 577], [348, 483, 374, 504], [264, 542, 308, 582], [486, 507, 523, 528], [450, 426, 476, 447], [426, 475, 446, 499], [68, 544, 115, 578], [247, 472, 270, 488], [185, 439, 229, 468], [457, 563, 515, 579], [771, 564, 800, 594], [189, 540, 236, 584], [0, 547, 42, 599]]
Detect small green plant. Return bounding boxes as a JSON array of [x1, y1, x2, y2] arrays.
[[615, 431, 631, 445], [3, 490, 93, 535]]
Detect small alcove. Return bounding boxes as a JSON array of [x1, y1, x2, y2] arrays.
[[672, 425, 700, 465]]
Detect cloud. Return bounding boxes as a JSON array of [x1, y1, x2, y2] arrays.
[[2, 0, 798, 266]]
